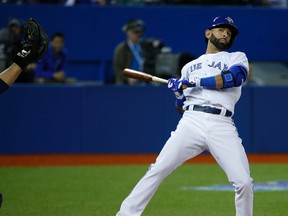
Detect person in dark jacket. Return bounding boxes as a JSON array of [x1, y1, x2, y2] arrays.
[[113, 19, 146, 85]]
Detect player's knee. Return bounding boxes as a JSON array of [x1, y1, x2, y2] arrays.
[[234, 178, 254, 194], [149, 161, 176, 177]]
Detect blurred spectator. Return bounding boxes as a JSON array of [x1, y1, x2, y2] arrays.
[[0, 18, 23, 71], [113, 19, 165, 85], [34, 33, 76, 83], [113, 19, 146, 85]]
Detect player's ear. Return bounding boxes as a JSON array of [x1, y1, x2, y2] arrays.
[[205, 29, 211, 40]]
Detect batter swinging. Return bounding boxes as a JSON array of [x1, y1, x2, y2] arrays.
[[116, 16, 253, 216]]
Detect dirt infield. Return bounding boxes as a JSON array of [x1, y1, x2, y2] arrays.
[[0, 154, 287, 166]]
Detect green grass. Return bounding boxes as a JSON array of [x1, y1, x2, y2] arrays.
[[0, 164, 288, 215]]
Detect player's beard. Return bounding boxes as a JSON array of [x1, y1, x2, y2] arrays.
[[210, 33, 229, 51]]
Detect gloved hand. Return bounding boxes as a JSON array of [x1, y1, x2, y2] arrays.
[[167, 78, 189, 100], [168, 78, 195, 92], [13, 18, 48, 70], [168, 78, 182, 93]]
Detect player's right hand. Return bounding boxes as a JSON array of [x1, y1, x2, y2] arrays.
[[168, 78, 182, 92], [168, 78, 194, 92]]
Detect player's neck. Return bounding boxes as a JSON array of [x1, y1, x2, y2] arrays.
[[205, 46, 222, 54]]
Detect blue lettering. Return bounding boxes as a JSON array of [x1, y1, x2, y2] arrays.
[[208, 61, 215, 67], [190, 63, 202, 72], [213, 62, 222, 70], [208, 61, 227, 71]]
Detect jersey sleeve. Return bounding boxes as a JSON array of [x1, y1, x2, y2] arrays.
[[180, 62, 191, 80], [229, 52, 249, 75]]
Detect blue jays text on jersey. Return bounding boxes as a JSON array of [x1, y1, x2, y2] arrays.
[[188, 61, 229, 73]]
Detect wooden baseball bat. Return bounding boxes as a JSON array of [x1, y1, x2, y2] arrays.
[[123, 68, 168, 84]]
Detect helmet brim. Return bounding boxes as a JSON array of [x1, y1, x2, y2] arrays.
[[209, 24, 239, 37]]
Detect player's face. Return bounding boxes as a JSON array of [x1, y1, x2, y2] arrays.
[[209, 27, 232, 51]]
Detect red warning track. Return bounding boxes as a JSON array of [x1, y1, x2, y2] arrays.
[[0, 154, 288, 167]]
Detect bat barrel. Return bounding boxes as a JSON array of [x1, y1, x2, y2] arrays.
[[123, 68, 168, 84], [123, 68, 152, 82]]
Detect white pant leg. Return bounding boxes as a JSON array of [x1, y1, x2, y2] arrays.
[[207, 116, 253, 216], [116, 112, 206, 216]]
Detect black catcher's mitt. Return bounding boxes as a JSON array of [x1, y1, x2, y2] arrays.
[[13, 18, 48, 70]]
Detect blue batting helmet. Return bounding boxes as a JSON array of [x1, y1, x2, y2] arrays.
[[206, 16, 239, 49]]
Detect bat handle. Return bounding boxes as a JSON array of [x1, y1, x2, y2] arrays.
[[152, 76, 168, 84]]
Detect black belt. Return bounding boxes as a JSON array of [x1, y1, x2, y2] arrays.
[[185, 105, 232, 117]]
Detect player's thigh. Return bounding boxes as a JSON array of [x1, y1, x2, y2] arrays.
[[208, 129, 251, 183], [155, 116, 206, 170]]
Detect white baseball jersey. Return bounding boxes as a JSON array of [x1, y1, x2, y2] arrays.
[[181, 51, 249, 114]]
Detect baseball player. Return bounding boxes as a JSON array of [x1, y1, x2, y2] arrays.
[[116, 16, 253, 216], [0, 18, 48, 207]]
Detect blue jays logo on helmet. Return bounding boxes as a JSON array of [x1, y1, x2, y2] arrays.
[[209, 16, 239, 37]]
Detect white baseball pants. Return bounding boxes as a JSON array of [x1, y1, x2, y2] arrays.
[[116, 110, 254, 216]]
